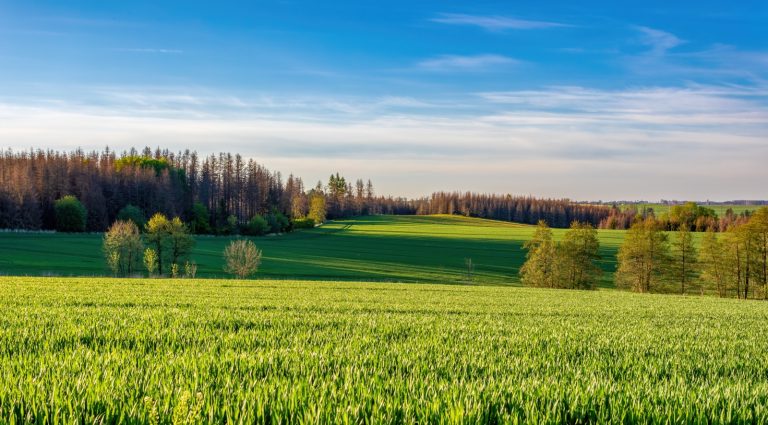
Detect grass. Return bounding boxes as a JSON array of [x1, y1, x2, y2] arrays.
[[617, 203, 759, 216], [0, 215, 627, 285], [2, 277, 768, 423]]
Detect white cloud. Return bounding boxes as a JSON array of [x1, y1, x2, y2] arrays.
[[635, 26, 684, 55], [417, 54, 519, 71], [431, 13, 569, 30]]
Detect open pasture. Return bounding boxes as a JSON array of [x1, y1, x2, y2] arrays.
[[0, 215, 626, 285]]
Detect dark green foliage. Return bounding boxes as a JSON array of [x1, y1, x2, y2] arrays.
[[266, 210, 290, 233], [190, 202, 211, 234], [54, 195, 87, 232], [116, 204, 147, 229], [243, 215, 269, 236], [292, 217, 315, 229]]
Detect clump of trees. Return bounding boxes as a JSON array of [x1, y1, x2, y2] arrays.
[[102, 213, 194, 277], [223, 239, 262, 279], [614, 207, 768, 298], [519, 221, 602, 290]]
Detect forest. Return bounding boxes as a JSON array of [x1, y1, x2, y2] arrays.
[[0, 147, 755, 233]]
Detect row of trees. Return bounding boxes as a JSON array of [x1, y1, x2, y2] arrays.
[[410, 192, 612, 228], [103, 214, 195, 277], [0, 148, 414, 233], [615, 208, 768, 298], [104, 214, 264, 279], [599, 202, 751, 231]]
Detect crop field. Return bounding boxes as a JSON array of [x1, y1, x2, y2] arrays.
[[0, 215, 627, 285], [2, 277, 768, 423], [617, 203, 759, 216]]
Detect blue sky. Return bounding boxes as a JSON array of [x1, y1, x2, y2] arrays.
[[1, 1, 767, 200]]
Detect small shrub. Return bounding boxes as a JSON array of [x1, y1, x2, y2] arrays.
[[171, 263, 179, 279], [243, 215, 269, 236], [223, 239, 262, 279], [184, 261, 197, 279], [144, 248, 158, 277], [292, 217, 315, 229]]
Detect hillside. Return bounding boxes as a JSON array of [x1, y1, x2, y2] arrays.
[[0, 215, 626, 285]]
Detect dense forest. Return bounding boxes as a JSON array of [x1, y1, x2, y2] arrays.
[[0, 148, 412, 232], [0, 147, 753, 233]]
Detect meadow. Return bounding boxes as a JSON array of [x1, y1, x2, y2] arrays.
[[0, 215, 627, 285], [617, 203, 759, 216], [2, 277, 768, 423]]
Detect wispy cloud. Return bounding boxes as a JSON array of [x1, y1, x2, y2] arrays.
[[417, 54, 519, 71], [431, 13, 570, 31], [635, 26, 684, 55]]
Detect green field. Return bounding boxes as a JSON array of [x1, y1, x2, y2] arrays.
[[2, 277, 768, 423], [618, 203, 759, 216], [0, 215, 627, 285]]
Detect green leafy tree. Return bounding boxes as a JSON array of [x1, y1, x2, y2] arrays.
[[244, 215, 269, 236], [190, 202, 211, 234], [103, 220, 144, 276], [748, 208, 768, 298], [699, 228, 728, 297], [145, 213, 171, 275], [671, 224, 698, 294], [116, 204, 147, 229], [224, 239, 262, 279], [308, 192, 326, 224], [615, 218, 671, 293], [54, 195, 87, 232], [144, 248, 158, 277], [167, 217, 195, 269], [520, 221, 558, 288], [558, 221, 602, 289]]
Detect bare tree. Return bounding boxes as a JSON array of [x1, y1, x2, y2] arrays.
[[223, 239, 262, 279]]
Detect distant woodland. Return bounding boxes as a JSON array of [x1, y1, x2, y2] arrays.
[[0, 147, 755, 232]]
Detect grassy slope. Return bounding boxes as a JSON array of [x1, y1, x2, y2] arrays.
[[2, 277, 768, 423], [0, 215, 626, 285]]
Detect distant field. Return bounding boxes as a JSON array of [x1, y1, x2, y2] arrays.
[[0, 215, 627, 285], [617, 203, 759, 216], [2, 277, 768, 423]]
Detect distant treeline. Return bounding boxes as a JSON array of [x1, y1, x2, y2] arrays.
[[409, 192, 611, 227], [0, 148, 412, 232], [598, 203, 752, 231], [0, 147, 752, 232]]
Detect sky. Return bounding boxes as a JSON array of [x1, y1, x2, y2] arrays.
[[0, 1, 766, 201]]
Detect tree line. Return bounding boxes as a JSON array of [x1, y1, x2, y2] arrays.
[[520, 207, 768, 298], [0, 148, 412, 233]]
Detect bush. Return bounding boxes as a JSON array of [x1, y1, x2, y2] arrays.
[[116, 205, 146, 229], [223, 239, 262, 279], [190, 202, 211, 234], [54, 195, 87, 232], [292, 217, 315, 229], [243, 215, 269, 236], [266, 211, 291, 233]]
